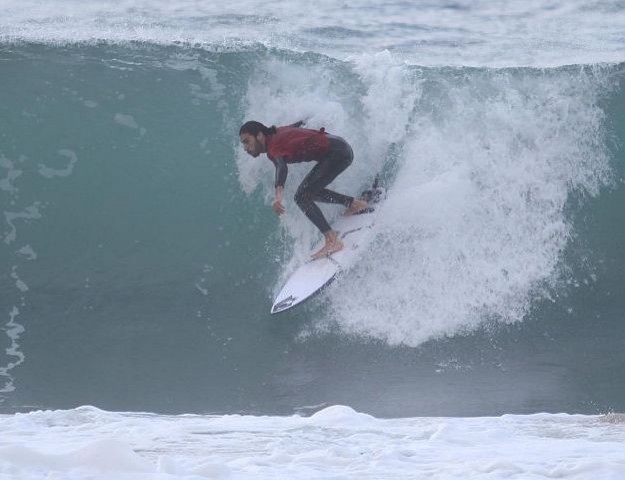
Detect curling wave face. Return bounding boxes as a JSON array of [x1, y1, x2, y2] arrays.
[[1, 0, 625, 415]]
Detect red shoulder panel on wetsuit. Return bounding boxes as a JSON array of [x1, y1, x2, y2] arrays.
[[266, 127, 330, 163]]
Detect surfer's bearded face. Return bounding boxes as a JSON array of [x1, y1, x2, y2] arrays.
[[240, 132, 264, 158]]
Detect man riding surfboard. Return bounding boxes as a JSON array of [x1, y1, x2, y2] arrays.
[[239, 120, 367, 260]]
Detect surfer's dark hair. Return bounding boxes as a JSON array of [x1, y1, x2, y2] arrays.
[[239, 121, 277, 137]]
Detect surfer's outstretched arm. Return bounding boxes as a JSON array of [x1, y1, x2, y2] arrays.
[[272, 157, 288, 215], [273, 157, 288, 189]]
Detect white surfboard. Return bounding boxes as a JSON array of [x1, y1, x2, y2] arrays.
[[271, 185, 384, 314]]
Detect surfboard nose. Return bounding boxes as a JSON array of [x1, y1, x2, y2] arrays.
[[270, 183, 385, 314], [271, 295, 297, 314]]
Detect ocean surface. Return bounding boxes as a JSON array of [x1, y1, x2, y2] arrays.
[[2, 0, 625, 478]]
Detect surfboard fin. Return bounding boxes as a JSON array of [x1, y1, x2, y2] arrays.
[[360, 176, 384, 204]]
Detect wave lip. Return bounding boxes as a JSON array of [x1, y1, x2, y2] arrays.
[[2, 0, 625, 67]]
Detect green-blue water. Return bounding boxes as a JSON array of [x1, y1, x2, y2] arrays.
[[1, 42, 624, 416]]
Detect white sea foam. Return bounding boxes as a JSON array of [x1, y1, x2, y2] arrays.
[[3, 204, 42, 245], [16, 245, 37, 261], [324, 64, 613, 345], [0, 307, 24, 395], [238, 53, 613, 346], [0, 406, 624, 479], [114, 113, 139, 129], [38, 149, 78, 179], [0, 156, 22, 194]]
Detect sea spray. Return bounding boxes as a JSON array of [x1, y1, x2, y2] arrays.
[[326, 66, 614, 345]]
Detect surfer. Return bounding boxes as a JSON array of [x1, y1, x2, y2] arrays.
[[239, 120, 368, 260]]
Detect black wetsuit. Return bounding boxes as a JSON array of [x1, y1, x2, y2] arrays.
[[292, 135, 355, 233], [267, 125, 356, 233]]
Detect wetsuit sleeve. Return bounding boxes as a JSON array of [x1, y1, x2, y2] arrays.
[[273, 157, 288, 188]]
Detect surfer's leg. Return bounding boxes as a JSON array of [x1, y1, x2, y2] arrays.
[[310, 229, 342, 260], [295, 136, 367, 258], [344, 198, 368, 215], [294, 160, 341, 233], [295, 160, 351, 259], [320, 136, 367, 214], [313, 188, 367, 215], [313, 188, 353, 206], [295, 136, 354, 214]]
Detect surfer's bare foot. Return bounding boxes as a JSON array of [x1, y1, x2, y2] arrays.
[[344, 198, 368, 216], [311, 230, 344, 260]]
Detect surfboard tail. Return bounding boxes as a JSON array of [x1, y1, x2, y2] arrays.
[[360, 177, 385, 204]]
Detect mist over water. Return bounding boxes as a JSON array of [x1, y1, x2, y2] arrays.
[[1, 1, 625, 419]]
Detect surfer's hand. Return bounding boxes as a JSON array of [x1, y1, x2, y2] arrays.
[[272, 200, 285, 215], [273, 186, 285, 215]]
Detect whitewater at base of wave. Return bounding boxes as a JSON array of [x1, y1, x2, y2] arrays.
[[1, 405, 625, 479]]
